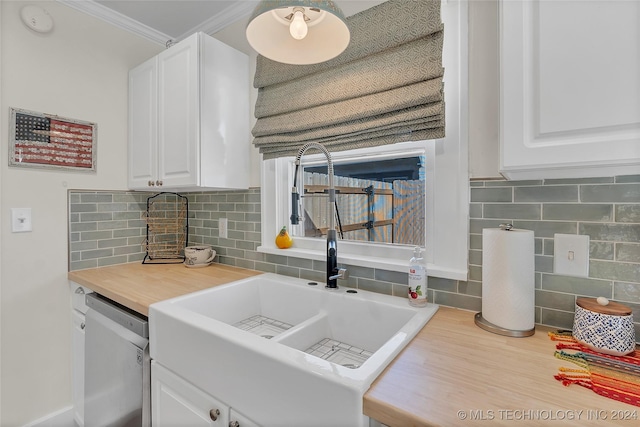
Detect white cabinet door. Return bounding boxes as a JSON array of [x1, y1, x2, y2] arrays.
[[128, 57, 158, 189], [70, 282, 91, 427], [152, 361, 230, 427], [229, 409, 260, 427], [157, 35, 200, 188], [500, 0, 640, 180]]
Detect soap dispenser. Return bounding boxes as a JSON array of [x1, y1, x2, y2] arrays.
[[408, 247, 427, 307]]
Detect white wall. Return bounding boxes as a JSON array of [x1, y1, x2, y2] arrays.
[[0, 1, 161, 424]]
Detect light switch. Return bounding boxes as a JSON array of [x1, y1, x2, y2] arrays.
[[11, 208, 32, 233], [554, 233, 589, 277]]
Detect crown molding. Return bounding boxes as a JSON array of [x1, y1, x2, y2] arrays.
[[176, 1, 257, 42], [55, 0, 178, 46], [57, 1, 256, 46]]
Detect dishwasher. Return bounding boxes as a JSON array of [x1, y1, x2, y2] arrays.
[[85, 292, 150, 427]]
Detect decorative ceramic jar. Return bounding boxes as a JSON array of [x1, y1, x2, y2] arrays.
[[572, 297, 636, 356]]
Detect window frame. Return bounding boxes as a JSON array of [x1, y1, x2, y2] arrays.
[[258, 0, 468, 281], [260, 142, 436, 272]]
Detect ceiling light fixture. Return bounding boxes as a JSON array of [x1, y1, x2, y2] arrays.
[[246, 0, 350, 65]]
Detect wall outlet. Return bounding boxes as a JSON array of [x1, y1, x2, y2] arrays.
[[219, 217, 228, 238], [11, 208, 32, 232], [554, 233, 589, 277]]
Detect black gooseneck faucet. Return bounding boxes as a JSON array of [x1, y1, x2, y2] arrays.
[[290, 143, 346, 288]]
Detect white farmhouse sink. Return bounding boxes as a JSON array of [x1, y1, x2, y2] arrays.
[[150, 273, 438, 426]]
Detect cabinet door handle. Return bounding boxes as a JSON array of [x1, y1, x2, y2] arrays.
[[209, 408, 220, 421], [229, 421, 240, 427], [148, 180, 155, 187], [80, 322, 85, 330], [156, 180, 163, 186]]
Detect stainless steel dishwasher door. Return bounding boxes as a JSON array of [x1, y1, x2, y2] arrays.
[[85, 293, 150, 427]]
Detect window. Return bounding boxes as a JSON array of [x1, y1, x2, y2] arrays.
[[298, 150, 427, 247], [258, 0, 468, 281]]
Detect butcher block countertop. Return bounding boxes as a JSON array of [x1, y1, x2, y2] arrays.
[[365, 308, 638, 427], [68, 262, 261, 316], [69, 263, 638, 426]]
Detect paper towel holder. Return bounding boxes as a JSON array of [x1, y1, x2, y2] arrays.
[[474, 222, 535, 338], [474, 313, 535, 337]]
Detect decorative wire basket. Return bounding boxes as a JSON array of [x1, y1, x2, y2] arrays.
[[142, 192, 189, 264]]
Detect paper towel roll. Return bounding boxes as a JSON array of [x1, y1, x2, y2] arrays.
[[482, 227, 535, 331]]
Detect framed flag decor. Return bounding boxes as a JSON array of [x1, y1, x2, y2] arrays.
[[9, 108, 97, 171]]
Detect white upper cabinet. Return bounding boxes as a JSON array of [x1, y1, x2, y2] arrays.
[[500, 1, 640, 180], [128, 32, 250, 191]]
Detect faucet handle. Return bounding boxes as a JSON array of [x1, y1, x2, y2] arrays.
[[329, 268, 348, 281]]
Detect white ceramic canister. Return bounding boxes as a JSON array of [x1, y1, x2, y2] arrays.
[[572, 297, 636, 356]]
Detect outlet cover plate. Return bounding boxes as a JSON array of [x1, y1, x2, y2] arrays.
[[554, 233, 589, 277], [219, 217, 228, 238]]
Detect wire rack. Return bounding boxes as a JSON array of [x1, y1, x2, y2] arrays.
[[142, 192, 189, 264]]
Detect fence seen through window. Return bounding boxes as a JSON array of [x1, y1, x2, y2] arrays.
[[300, 156, 425, 246]]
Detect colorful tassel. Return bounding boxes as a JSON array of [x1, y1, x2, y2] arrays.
[[550, 330, 640, 408]]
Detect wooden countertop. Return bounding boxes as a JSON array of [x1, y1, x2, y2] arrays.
[[69, 264, 638, 425], [68, 262, 261, 316], [364, 307, 638, 427]]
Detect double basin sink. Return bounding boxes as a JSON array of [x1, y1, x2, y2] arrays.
[[150, 273, 438, 426]]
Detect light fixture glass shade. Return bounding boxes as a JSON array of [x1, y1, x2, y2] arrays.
[[246, 0, 350, 65]]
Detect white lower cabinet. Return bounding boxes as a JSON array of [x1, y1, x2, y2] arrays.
[[152, 361, 259, 427], [228, 409, 260, 427], [71, 309, 85, 426], [70, 282, 91, 427]]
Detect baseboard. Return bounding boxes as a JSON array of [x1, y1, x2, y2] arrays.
[[22, 405, 75, 427]]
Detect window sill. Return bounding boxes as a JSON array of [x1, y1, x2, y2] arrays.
[[257, 245, 468, 281]]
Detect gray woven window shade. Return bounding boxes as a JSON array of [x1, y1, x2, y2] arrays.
[[252, 0, 444, 159]]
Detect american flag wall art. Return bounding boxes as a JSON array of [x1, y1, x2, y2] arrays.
[[9, 108, 96, 171]]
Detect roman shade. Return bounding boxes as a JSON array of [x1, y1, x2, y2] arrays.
[[252, 0, 445, 159]]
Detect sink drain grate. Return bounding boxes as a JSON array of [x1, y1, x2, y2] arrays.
[[304, 338, 373, 369], [232, 315, 293, 339]]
